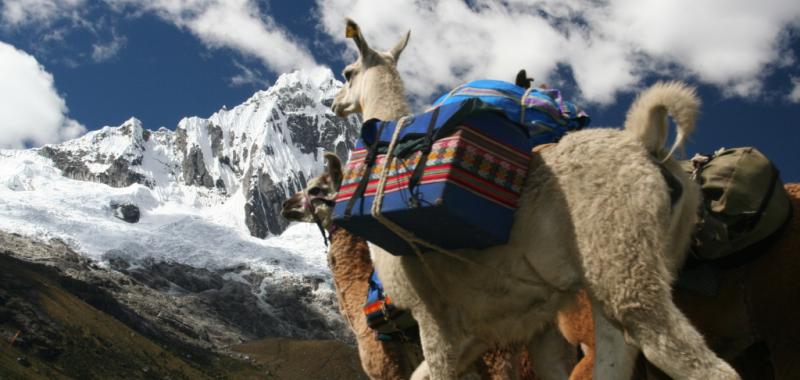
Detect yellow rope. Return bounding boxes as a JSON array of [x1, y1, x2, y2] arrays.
[[520, 86, 535, 124]]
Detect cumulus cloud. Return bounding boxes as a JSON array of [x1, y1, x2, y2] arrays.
[[1, 0, 86, 27], [790, 77, 800, 103], [4, 0, 319, 75], [229, 61, 270, 87], [112, 0, 319, 73], [0, 42, 86, 149], [317, 0, 800, 104], [91, 32, 127, 62]]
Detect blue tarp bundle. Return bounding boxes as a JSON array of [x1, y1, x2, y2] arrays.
[[431, 79, 590, 146]]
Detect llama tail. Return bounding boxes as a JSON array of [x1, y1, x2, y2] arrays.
[[624, 81, 700, 160]]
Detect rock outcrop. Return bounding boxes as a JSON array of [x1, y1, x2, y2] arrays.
[[111, 202, 141, 223]]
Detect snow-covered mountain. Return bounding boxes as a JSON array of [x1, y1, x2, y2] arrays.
[[0, 68, 363, 346], [35, 68, 359, 238]]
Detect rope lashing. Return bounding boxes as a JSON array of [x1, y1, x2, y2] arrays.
[[367, 116, 549, 293]]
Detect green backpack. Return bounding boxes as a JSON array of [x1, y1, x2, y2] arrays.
[[685, 147, 793, 260]]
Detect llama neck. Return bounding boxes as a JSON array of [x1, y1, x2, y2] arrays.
[[361, 69, 411, 121], [328, 229, 372, 280]]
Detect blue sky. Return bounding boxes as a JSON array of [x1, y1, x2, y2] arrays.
[[0, 0, 798, 181]]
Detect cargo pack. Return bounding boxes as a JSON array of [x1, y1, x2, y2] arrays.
[[333, 83, 588, 256]]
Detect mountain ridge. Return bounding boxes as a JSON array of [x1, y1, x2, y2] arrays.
[[35, 67, 359, 238], [0, 68, 363, 355]]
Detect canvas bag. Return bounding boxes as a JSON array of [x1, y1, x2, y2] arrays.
[[686, 147, 792, 260]]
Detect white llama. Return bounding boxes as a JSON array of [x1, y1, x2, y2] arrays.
[[332, 19, 740, 380]]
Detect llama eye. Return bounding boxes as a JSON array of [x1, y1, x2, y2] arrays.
[[343, 70, 352, 81]]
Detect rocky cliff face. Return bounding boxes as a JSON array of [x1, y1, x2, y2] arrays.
[[36, 68, 360, 238]]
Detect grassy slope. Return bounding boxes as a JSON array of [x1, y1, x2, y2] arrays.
[[0, 252, 264, 380], [232, 338, 367, 380], [0, 237, 368, 380]]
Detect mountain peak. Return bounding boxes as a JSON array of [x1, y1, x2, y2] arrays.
[[122, 116, 142, 126], [274, 67, 338, 91], [32, 69, 360, 238]]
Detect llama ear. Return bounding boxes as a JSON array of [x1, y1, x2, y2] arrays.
[[389, 30, 411, 63], [324, 152, 343, 191], [515, 69, 528, 89], [345, 18, 376, 60], [515, 69, 533, 89]]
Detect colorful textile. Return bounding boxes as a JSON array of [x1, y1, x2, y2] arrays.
[[363, 270, 417, 335], [337, 127, 529, 209], [332, 100, 534, 256]]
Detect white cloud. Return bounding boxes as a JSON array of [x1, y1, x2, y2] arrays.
[[112, 0, 319, 74], [229, 61, 270, 87], [0, 42, 86, 149], [4, 0, 319, 75], [91, 32, 127, 62], [1, 0, 86, 27], [317, 0, 800, 104], [790, 77, 800, 103]]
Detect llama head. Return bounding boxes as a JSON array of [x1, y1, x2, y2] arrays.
[[281, 152, 344, 228], [331, 18, 410, 119]]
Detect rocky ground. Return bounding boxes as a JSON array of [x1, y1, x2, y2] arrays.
[[0, 230, 366, 379]]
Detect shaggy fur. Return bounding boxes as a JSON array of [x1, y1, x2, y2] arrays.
[[327, 228, 420, 379], [281, 155, 420, 380], [332, 19, 740, 380], [559, 184, 800, 380]]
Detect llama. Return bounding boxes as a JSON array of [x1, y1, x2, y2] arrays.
[[331, 19, 739, 380], [281, 153, 421, 380], [648, 182, 800, 379], [281, 154, 540, 380], [557, 184, 800, 380]]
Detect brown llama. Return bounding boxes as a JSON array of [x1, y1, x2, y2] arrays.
[[281, 153, 420, 379], [281, 153, 540, 379], [559, 184, 800, 380]]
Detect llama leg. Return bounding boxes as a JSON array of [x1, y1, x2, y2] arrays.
[[454, 337, 496, 380], [625, 302, 739, 380], [557, 290, 595, 380], [568, 348, 594, 380], [584, 260, 740, 380], [411, 330, 487, 380], [528, 324, 573, 380], [590, 297, 638, 380], [411, 310, 462, 380], [411, 360, 431, 380]]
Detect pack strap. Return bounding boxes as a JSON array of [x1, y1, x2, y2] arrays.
[[520, 86, 535, 124], [406, 106, 441, 207], [344, 121, 387, 218], [303, 189, 336, 246], [733, 162, 781, 233]]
